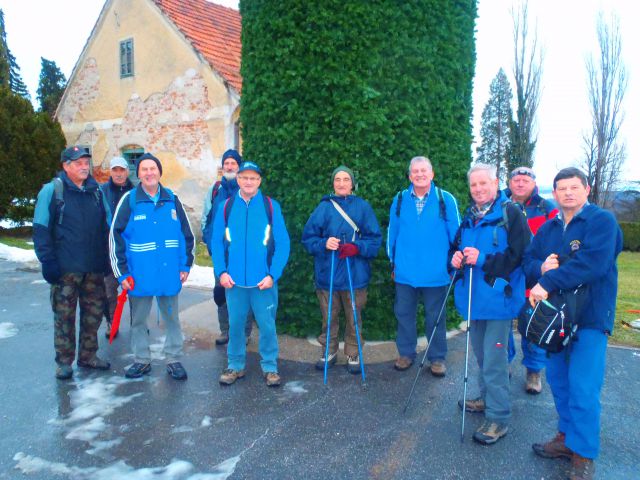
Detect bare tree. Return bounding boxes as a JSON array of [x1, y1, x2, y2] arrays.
[[583, 13, 627, 207], [509, 0, 543, 171]]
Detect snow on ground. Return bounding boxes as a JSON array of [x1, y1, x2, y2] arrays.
[[184, 265, 214, 290], [0, 219, 32, 229], [0, 322, 18, 339], [0, 242, 37, 262]]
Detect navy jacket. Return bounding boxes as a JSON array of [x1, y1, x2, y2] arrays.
[[453, 191, 531, 320], [109, 184, 195, 297], [302, 194, 382, 291], [100, 177, 134, 225], [504, 187, 558, 235], [33, 172, 109, 283], [523, 204, 622, 332], [201, 177, 239, 253]]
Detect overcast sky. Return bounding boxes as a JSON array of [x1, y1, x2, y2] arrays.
[[1, 0, 637, 187]]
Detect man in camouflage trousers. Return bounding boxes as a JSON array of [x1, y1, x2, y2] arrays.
[[33, 146, 111, 380]]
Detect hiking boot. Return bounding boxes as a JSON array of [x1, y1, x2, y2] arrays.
[[569, 453, 595, 480], [104, 320, 112, 339], [347, 355, 361, 374], [532, 432, 572, 459], [166, 362, 188, 380], [215, 333, 229, 345], [315, 351, 337, 371], [394, 356, 413, 371], [264, 372, 281, 387], [219, 368, 245, 385], [472, 420, 509, 445], [457, 397, 485, 413], [55, 365, 73, 380], [526, 370, 542, 394], [429, 360, 446, 377], [77, 356, 111, 370], [125, 362, 151, 378]]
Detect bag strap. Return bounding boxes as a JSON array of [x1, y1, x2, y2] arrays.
[[330, 199, 359, 242], [53, 177, 65, 225]]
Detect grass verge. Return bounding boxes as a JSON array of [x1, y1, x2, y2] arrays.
[[611, 251, 640, 347]]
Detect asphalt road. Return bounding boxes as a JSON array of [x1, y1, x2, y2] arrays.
[[0, 259, 638, 479]]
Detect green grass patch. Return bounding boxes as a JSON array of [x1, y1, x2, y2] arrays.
[[194, 242, 212, 268], [0, 235, 33, 250], [612, 251, 640, 348]]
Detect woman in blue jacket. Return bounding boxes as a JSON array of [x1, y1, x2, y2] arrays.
[[451, 163, 530, 445], [302, 166, 382, 374]]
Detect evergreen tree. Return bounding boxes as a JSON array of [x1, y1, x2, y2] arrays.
[[0, 9, 30, 100], [37, 57, 67, 118], [477, 69, 513, 184]]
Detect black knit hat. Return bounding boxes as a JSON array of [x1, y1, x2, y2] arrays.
[[136, 153, 162, 176], [222, 149, 242, 167]]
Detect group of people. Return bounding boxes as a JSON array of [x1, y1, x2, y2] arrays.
[[33, 147, 621, 480]]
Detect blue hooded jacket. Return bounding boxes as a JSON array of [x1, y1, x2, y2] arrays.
[[523, 204, 622, 333], [302, 194, 382, 290], [211, 190, 290, 287], [201, 176, 239, 253], [453, 191, 531, 321]]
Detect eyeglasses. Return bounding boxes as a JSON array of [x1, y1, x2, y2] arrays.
[[238, 176, 260, 182]]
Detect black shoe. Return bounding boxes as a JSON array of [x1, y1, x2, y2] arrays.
[[55, 365, 73, 380], [125, 362, 151, 378], [77, 356, 111, 370], [166, 362, 188, 380], [215, 333, 229, 345], [315, 351, 337, 371]]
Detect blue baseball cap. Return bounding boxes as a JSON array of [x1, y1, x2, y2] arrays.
[[238, 161, 262, 176]]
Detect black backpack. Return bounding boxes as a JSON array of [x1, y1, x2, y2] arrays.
[[202, 181, 222, 248]]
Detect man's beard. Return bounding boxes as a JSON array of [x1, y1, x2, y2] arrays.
[[223, 171, 237, 180]]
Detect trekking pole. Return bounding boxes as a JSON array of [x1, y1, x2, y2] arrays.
[[402, 270, 458, 413], [345, 255, 366, 388], [323, 250, 336, 385], [461, 266, 473, 442]]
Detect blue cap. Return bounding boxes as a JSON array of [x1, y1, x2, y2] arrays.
[[61, 146, 91, 162], [238, 161, 262, 176]]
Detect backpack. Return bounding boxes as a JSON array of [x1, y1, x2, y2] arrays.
[[223, 193, 275, 267], [395, 185, 448, 222], [52, 177, 103, 225], [453, 201, 512, 250]]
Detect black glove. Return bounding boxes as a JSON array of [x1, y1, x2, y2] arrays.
[[42, 261, 62, 284]]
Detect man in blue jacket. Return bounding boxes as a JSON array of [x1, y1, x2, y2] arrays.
[[200, 149, 253, 345], [387, 156, 460, 376], [451, 163, 530, 445], [524, 168, 622, 480], [213, 161, 290, 387], [110, 153, 194, 381], [100, 156, 134, 339], [302, 166, 382, 373], [33, 146, 111, 380]]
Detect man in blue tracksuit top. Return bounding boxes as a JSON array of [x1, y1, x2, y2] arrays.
[[200, 149, 253, 345], [387, 156, 460, 376], [302, 166, 382, 374], [451, 163, 530, 445], [524, 168, 622, 480], [110, 153, 194, 381], [212, 161, 290, 387]]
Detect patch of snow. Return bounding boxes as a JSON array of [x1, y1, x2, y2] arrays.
[[284, 381, 308, 394], [171, 425, 194, 434], [0, 322, 18, 339], [31, 279, 46, 284], [184, 265, 214, 290], [200, 416, 212, 428], [0, 242, 37, 262], [0, 219, 32, 228]]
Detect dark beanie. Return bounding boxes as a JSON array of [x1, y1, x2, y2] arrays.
[[222, 149, 242, 167], [136, 153, 162, 176]]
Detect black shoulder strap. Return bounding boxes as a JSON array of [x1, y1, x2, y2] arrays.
[[492, 201, 512, 246], [395, 191, 403, 217], [53, 178, 65, 225], [211, 181, 222, 202], [435, 186, 447, 221]]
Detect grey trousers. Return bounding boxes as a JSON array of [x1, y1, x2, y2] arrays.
[[129, 295, 183, 363], [470, 319, 511, 423]]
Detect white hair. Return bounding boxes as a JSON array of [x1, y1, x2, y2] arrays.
[[408, 156, 433, 174], [467, 163, 497, 182]]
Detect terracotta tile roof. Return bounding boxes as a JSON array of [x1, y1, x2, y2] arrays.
[[154, 0, 242, 93]]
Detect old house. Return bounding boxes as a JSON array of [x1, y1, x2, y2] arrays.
[[56, 0, 242, 230]]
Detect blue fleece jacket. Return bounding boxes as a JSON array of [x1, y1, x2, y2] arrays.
[[302, 194, 382, 290], [453, 191, 531, 321], [523, 204, 622, 333], [109, 184, 195, 297], [387, 183, 460, 287], [211, 190, 290, 287]]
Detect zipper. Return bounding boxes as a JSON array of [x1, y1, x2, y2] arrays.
[[244, 199, 249, 285]]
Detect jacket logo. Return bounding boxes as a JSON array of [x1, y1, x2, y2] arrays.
[[570, 240, 581, 252], [134, 214, 146, 221], [171, 209, 177, 221]]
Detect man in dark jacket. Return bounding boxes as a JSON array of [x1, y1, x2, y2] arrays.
[[524, 168, 622, 480], [504, 166, 559, 394], [100, 156, 134, 338], [201, 149, 253, 345], [33, 146, 111, 380], [302, 166, 382, 373]]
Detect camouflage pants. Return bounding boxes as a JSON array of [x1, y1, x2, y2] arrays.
[[50, 272, 106, 366], [103, 273, 119, 323]]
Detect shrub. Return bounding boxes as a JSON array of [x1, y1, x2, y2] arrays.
[[620, 222, 640, 251], [240, 0, 476, 338]]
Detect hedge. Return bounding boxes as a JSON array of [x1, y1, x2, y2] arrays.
[[239, 0, 477, 339], [620, 222, 640, 251]]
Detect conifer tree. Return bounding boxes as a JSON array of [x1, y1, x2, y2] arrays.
[[37, 57, 67, 118], [0, 9, 30, 100]]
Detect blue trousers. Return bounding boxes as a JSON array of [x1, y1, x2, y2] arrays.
[[394, 283, 448, 362], [226, 286, 279, 373], [546, 328, 607, 459], [508, 330, 548, 372]]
